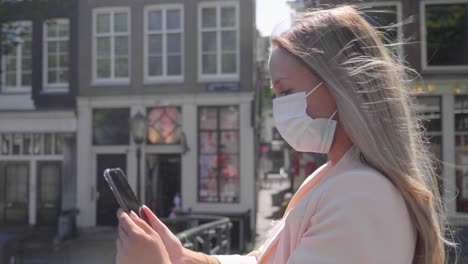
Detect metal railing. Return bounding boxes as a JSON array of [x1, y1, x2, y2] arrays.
[[163, 215, 232, 255]]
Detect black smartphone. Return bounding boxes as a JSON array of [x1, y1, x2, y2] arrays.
[[103, 168, 149, 223]]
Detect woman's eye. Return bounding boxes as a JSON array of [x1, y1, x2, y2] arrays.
[[279, 89, 292, 96]]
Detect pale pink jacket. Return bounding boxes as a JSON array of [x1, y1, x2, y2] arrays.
[[215, 147, 416, 263]]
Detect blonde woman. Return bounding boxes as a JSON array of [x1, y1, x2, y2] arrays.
[[115, 5, 454, 264]]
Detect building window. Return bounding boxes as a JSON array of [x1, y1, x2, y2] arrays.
[[423, 2, 468, 69], [199, 2, 239, 81], [147, 107, 182, 144], [415, 96, 443, 193], [93, 108, 130, 145], [43, 19, 70, 91], [0, 133, 64, 156], [455, 96, 468, 212], [1, 21, 32, 92], [198, 106, 240, 203], [93, 8, 130, 83], [145, 5, 183, 82], [361, 3, 402, 55]]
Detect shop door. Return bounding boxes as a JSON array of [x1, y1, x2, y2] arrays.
[[146, 154, 181, 217], [37, 161, 62, 225], [96, 154, 126, 226], [0, 162, 29, 225]]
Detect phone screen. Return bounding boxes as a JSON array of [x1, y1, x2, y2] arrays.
[[103, 168, 141, 214]]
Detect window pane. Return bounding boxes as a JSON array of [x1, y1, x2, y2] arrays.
[[222, 53, 236, 74], [166, 9, 181, 30], [59, 54, 68, 68], [147, 107, 182, 144], [47, 21, 57, 37], [97, 14, 111, 33], [58, 21, 69, 37], [44, 134, 52, 154], [203, 54, 217, 74], [48, 41, 57, 54], [148, 34, 162, 55], [362, 6, 398, 44], [59, 41, 68, 53], [21, 73, 32, 87], [97, 58, 111, 78], [202, 8, 217, 28], [456, 136, 468, 212], [167, 34, 181, 53], [48, 70, 57, 84], [199, 108, 217, 129], [5, 73, 16, 87], [200, 132, 218, 154], [55, 134, 64, 154], [22, 57, 31, 71], [115, 36, 128, 56], [220, 106, 239, 129], [416, 96, 441, 132], [167, 55, 181, 76], [97, 37, 111, 57], [32, 134, 42, 154], [115, 57, 128, 78], [456, 96, 468, 131], [48, 54, 58, 69], [6, 73, 16, 87], [221, 7, 236, 27], [22, 41, 32, 56], [148, 56, 163, 76], [23, 134, 31, 155], [114, 12, 128, 33], [12, 134, 21, 155], [1, 134, 11, 155], [426, 4, 468, 66], [93, 108, 130, 145], [148, 10, 162, 31], [202, 32, 217, 52], [221, 30, 236, 51], [221, 131, 238, 153], [220, 176, 239, 203], [58, 69, 68, 83]]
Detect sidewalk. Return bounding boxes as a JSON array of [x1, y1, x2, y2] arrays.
[[255, 174, 291, 248], [23, 227, 117, 264]]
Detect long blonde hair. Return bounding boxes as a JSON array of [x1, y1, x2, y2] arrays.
[[272, 5, 454, 264]]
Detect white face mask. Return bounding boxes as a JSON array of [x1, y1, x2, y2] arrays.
[[273, 82, 337, 153]]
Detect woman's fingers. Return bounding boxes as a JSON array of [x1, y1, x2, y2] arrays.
[[141, 205, 171, 236], [118, 211, 145, 240], [128, 210, 155, 235]]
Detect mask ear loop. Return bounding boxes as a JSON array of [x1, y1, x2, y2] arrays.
[[329, 110, 338, 121], [306, 82, 324, 97]]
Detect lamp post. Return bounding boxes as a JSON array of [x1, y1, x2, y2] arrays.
[[131, 111, 146, 202]]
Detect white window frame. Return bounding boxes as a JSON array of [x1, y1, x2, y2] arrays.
[[356, 1, 404, 60], [92, 7, 131, 85], [198, 1, 240, 83], [144, 4, 184, 84], [1, 21, 32, 93], [421, 0, 468, 72], [42, 18, 70, 93]]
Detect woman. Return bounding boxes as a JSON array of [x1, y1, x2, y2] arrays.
[[115, 5, 454, 264]]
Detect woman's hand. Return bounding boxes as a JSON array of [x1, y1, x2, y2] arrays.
[[116, 209, 171, 264], [139, 205, 187, 263]]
